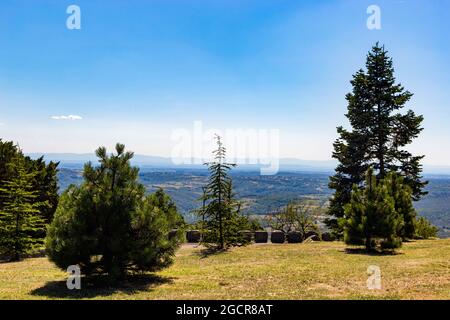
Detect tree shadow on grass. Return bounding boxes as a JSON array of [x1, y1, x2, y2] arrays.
[[30, 274, 175, 299], [0, 250, 46, 264], [197, 247, 229, 259], [342, 248, 404, 256]]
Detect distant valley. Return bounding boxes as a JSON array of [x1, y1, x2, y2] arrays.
[[27, 153, 450, 238], [56, 164, 450, 238]]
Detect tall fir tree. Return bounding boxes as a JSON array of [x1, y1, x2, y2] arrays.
[[0, 140, 18, 185], [26, 157, 59, 224], [328, 43, 427, 236], [0, 140, 59, 226], [200, 135, 249, 249], [0, 156, 45, 261]]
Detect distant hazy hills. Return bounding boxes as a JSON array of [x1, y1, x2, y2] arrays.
[[26, 153, 450, 175], [26, 153, 173, 166], [27, 152, 450, 237]]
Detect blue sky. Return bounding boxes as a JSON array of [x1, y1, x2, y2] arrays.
[[0, 0, 449, 164]]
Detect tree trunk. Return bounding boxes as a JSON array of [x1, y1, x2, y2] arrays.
[[14, 209, 20, 261], [377, 102, 386, 178], [218, 165, 224, 250], [365, 236, 372, 251]]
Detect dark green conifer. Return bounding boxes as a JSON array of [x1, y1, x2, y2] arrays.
[[0, 156, 45, 261], [328, 43, 427, 236], [200, 136, 250, 249], [45, 144, 183, 281], [340, 168, 404, 251]]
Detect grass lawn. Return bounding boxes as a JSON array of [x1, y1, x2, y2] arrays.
[[1, 239, 449, 300]]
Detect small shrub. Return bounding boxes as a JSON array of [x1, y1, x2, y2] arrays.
[[415, 217, 439, 239]]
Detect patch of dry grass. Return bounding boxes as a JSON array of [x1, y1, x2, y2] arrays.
[[1, 240, 449, 300]]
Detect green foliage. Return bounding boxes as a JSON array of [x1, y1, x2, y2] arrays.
[[246, 217, 263, 232], [384, 173, 417, 239], [144, 188, 186, 243], [198, 136, 250, 249], [0, 139, 59, 231], [414, 216, 438, 239], [0, 140, 18, 184], [267, 201, 319, 240], [0, 139, 57, 259], [0, 156, 45, 261], [328, 43, 427, 236], [26, 157, 59, 224], [45, 144, 183, 281], [340, 168, 406, 251]]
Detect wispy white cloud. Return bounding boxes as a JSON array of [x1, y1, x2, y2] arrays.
[[51, 115, 83, 121]]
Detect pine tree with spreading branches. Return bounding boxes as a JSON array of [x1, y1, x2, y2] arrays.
[[46, 144, 183, 281]]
